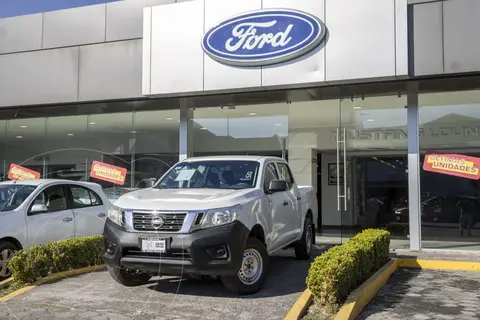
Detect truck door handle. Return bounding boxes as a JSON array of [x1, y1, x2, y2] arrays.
[[283, 201, 289, 206], [97, 213, 106, 218], [63, 217, 73, 222], [296, 197, 301, 201]]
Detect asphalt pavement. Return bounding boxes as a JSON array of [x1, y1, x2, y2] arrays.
[[358, 268, 480, 320], [0, 245, 328, 320]]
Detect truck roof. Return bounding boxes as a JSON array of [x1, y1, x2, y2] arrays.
[[183, 155, 287, 162]]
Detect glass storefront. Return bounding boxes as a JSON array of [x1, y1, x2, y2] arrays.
[[1, 85, 478, 252], [189, 94, 409, 248], [419, 90, 480, 251], [0, 100, 179, 200]]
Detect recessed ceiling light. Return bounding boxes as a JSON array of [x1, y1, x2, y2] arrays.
[[200, 127, 207, 130], [16, 135, 23, 139], [88, 121, 96, 125], [275, 123, 282, 127], [366, 119, 375, 122], [248, 112, 258, 116], [67, 133, 74, 136], [353, 106, 362, 110], [20, 125, 27, 128], [130, 130, 137, 134], [165, 117, 173, 120]]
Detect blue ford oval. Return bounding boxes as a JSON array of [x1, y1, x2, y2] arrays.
[[202, 9, 326, 67]]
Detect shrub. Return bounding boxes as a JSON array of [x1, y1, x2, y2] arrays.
[[8, 235, 104, 285], [306, 229, 390, 306]]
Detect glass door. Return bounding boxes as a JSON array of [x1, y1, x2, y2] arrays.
[[338, 98, 355, 244], [338, 94, 409, 249]]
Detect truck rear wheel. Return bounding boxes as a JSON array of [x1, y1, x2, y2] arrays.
[[295, 216, 313, 260], [221, 237, 269, 295], [107, 265, 151, 287]]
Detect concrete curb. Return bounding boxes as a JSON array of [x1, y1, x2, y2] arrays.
[[333, 260, 398, 320], [0, 264, 106, 302], [285, 257, 480, 320], [0, 278, 13, 290], [283, 288, 313, 320]]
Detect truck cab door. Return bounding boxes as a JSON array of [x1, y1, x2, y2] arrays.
[[262, 162, 291, 252], [276, 162, 302, 242]]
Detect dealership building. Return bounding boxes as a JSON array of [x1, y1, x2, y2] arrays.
[[1, 0, 480, 252]]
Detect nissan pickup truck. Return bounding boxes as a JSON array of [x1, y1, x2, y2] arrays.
[[103, 156, 318, 295]]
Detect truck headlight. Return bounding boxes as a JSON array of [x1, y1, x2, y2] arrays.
[[108, 205, 123, 226], [196, 205, 240, 229]]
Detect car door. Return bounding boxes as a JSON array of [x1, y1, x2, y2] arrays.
[[26, 184, 75, 247], [262, 162, 291, 251], [66, 184, 107, 237], [276, 162, 302, 241]]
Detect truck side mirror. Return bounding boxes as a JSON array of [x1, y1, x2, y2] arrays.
[[268, 179, 288, 193]]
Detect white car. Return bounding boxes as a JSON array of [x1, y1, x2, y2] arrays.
[[103, 156, 318, 294], [0, 179, 110, 280]]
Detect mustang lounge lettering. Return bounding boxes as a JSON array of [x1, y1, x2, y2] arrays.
[[202, 9, 326, 66]]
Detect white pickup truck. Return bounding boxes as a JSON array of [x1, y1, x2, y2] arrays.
[[103, 156, 318, 294]]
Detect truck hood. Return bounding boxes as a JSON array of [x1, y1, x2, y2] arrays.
[[114, 188, 260, 211]]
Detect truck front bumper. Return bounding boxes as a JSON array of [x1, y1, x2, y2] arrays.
[[103, 219, 250, 276]]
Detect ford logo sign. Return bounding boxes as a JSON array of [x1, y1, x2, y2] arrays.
[[202, 9, 326, 67]]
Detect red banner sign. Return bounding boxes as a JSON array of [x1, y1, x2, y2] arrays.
[[8, 163, 41, 181], [423, 151, 480, 180], [90, 161, 127, 185]]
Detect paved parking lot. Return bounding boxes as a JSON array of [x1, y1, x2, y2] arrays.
[[0, 246, 327, 320], [358, 268, 480, 320]]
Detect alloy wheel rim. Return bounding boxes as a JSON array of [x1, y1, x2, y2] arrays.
[[0, 249, 14, 278], [238, 248, 263, 285]]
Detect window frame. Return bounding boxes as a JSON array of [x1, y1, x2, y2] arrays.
[[66, 184, 104, 209], [263, 161, 280, 194], [276, 162, 295, 190], [27, 184, 69, 216]]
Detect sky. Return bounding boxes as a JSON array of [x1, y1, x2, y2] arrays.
[[0, 0, 120, 18]]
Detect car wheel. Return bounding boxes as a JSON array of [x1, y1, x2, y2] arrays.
[[221, 237, 269, 295], [295, 216, 313, 260], [0, 241, 16, 280], [107, 265, 151, 287]]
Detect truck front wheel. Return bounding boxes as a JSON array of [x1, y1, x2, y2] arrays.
[[107, 265, 151, 287], [295, 216, 313, 260], [221, 237, 269, 295]]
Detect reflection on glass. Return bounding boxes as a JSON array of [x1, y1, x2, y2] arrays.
[[156, 160, 260, 190], [420, 90, 480, 251], [0, 184, 37, 211]]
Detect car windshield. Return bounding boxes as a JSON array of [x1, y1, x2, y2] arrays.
[[0, 184, 37, 212], [155, 160, 260, 190]]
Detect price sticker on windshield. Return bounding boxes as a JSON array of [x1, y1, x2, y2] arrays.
[[175, 169, 197, 181], [8, 163, 41, 181]]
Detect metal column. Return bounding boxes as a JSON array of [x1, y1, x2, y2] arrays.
[[407, 83, 422, 251], [179, 99, 193, 161]]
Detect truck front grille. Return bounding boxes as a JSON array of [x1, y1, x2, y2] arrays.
[[132, 212, 187, 232]]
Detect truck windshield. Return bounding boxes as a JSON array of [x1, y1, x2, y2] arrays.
[[155, 160, 260, 190], [0, 184, 37, 212]]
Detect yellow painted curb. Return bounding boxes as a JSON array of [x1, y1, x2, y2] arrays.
[[334, 259, 398, 320], [283, 288, 313, 320], [0, 264, 106, 302], [398, 259, 480, 271]]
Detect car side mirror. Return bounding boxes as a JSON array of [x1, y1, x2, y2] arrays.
[[30, 204, 48, 214], [268, 179, 288, 193]]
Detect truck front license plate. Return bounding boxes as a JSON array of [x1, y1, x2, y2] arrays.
[[141, 238, 166, 253]]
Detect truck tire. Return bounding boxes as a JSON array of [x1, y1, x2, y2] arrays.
[[295, 216, 313, 260], [221, 237, 269, 295], [107, 265, 151, 287], [0, 241, 16, 280]]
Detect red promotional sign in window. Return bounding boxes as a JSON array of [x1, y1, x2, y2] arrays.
[[8, 163, 41, 181], [423, 151, 480, 180], [90, 161, 127, 185]]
